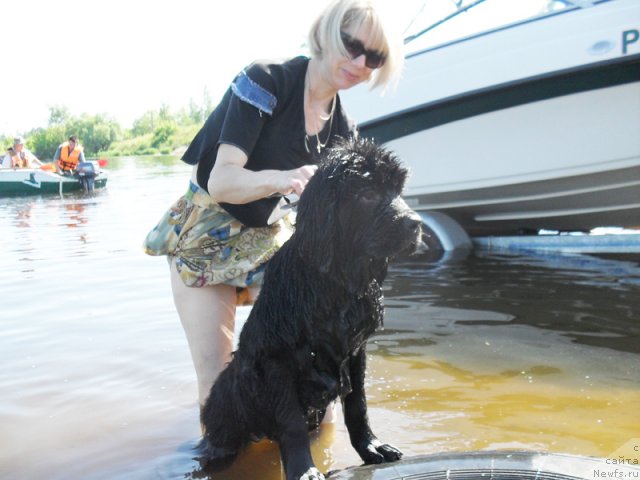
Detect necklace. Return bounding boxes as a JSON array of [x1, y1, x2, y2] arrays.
[[304, 78, 337, 155]]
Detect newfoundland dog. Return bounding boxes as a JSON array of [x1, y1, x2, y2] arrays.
[[198, 138, 422, 480]]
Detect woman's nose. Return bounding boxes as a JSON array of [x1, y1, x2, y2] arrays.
[[352, 53, 367, 68]]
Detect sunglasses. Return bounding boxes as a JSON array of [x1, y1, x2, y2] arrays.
[[340, 31, 386, 69]]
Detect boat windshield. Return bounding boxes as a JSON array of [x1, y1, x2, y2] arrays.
[[401, 0, 579, 54]]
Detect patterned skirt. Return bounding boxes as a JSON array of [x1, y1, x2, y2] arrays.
[[143, 182, 293, 288]]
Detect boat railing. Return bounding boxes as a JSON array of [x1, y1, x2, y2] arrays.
[[402, 0, 602, 58]]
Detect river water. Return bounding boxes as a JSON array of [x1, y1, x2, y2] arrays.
[[1, 156, 638, 480]]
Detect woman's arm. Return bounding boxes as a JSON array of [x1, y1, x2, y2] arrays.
[[208, 143, 317, 204], [28, 151, 42, 167]]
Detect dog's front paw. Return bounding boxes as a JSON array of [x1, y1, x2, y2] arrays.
[[300, 467, 325, 480], [357, 438, 403, 465]]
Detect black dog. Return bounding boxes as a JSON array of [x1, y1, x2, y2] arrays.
[[198, 138, 423, 480]]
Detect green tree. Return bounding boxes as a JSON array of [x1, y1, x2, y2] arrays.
[[131, 110, 156, 137], [29, 124, 66, 159], [181, 88, 216, 127], [0, 134, 11, 150], [158, 104, 173, 123], [48, 105, 70, 126], [187, 99, 203, 124], [202, 87, 216, 119], [151, 123, 176, 148], [66, 113, 121, 155]]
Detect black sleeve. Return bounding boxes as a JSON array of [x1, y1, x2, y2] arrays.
[[217, 89, 269, 158], [193, 63, 276, 190], [219, 62, 279, 155]]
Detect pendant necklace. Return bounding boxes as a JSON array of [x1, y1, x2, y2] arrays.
[[304, 79, 337, 154]]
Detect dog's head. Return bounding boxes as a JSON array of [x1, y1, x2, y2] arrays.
[[294, 137, 422, 291]]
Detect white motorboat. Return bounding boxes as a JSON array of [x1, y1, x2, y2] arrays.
[[342, 0, 640, 236]]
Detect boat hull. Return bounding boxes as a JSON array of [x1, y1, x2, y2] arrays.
[[0, 168, 108, 196], [394, 81, 640, 235], [342, 0, 640, 235]]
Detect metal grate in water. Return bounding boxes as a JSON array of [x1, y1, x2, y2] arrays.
[[402, 469, 584, 480], [327, 451, 627, 480]]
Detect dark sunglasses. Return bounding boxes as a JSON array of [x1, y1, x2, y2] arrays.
[[340, 31, 386, 69]]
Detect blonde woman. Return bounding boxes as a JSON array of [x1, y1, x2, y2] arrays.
[[144, 0, 404, 410]]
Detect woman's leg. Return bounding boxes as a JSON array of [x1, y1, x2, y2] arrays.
[[170, 258, 237, 407], [171, 261, 336, 423]]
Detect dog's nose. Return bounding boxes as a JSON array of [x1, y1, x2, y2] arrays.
[[392, 196, 422, 234]]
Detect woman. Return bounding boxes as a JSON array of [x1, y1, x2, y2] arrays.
[[2, 136, 42, 169], [144, 0, 404, 409]]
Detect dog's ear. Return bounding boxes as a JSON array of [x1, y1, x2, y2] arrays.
[[294, 167, 338, 273]]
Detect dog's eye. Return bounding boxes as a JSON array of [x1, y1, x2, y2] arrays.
[[359, 190, 379, 204]]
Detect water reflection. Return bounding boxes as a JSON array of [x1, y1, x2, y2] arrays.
[[12, 201, 35, 228], [0, 156, 638, 480], [357, 250, 640, 463], [58, 202, 87, 229], [387, 252, 640, 354]]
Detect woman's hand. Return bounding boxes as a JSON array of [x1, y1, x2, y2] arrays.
[[269, 164, 317, 197], [208, 144, 318, 204]]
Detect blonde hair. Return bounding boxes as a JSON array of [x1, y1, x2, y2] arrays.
[[308, 0, 404, 90]]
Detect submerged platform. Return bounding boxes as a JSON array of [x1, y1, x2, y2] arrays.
[[473, 232, 640, 253], [329, 451, 640, 479], [419, 211, 640, 257]]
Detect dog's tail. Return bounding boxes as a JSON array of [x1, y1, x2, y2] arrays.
[[194, 436, 239, 473]]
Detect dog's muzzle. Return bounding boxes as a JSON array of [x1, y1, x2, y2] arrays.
[[393, 197, 424, 254]]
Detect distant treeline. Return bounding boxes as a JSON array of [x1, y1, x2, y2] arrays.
[[2, 90, 217, 159]]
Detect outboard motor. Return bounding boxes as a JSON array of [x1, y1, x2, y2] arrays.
[[75, 162, 98, 193]]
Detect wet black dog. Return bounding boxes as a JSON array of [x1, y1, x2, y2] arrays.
[[198, 138, 422, 480]]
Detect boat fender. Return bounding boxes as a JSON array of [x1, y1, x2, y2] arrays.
[[419, 211, 472, 253]]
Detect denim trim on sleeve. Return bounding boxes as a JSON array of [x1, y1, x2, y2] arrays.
[[231, 70, 277, 116]]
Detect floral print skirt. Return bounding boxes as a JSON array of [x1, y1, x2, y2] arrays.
[[143, 182, 292, 288]]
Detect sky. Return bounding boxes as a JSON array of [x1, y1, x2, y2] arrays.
[[3, 0, 332, 134], [3, 0, 551, 136]]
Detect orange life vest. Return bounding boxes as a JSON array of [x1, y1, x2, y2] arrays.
[[10, 151, 35, 168], [58, 142, 83, 171]]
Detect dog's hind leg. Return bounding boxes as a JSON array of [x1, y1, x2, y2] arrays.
[[343, 348, 403, 465], [195, 436, 239, 472], [197, 366, 245, 473]]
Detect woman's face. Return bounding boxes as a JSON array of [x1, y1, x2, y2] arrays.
[[320, 23, 379, 91]]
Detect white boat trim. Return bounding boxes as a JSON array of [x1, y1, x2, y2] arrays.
[[358, 54, 640, 146], [414, 178, 640, 211], [476, 202, 640, 222]]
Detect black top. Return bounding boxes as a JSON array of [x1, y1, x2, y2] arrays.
[[182, 56, 356, 227]]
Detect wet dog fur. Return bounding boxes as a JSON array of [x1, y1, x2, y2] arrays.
[[197, 138, 422, 480]]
